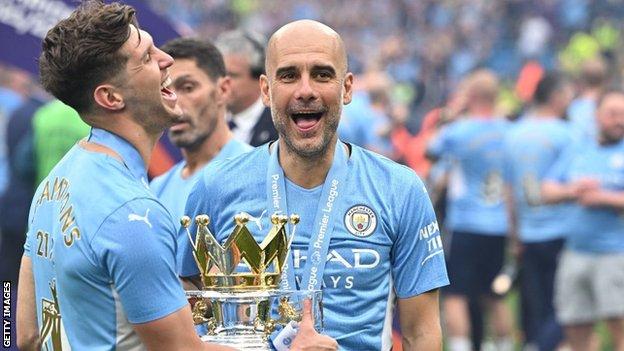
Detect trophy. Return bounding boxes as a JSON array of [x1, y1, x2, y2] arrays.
[[181, 212, 323, 350]]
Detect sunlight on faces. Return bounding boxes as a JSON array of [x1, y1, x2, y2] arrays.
[[118, 25, 182, 134], [598, 92, 624, 143], [261, 20, 353, 159], [167, 58, 227, 150]]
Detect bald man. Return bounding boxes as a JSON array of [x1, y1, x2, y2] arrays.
[[180, 20, 449, 351]]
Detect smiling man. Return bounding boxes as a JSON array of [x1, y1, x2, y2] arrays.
[[15, 2, 234, 350], [180, 20, 449, 351]]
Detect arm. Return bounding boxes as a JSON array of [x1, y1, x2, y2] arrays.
[[577, 189, 624, 209], [504, 185, 522, 258], [541, 180, 577, 204], [398, 289, 443, 351], [133, 305, 234, 351], [16, 256, 41, 351]]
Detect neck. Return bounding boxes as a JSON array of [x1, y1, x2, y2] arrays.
[[533, 105, 560, 119], [278, 137, 340, 189], [89, 113, 160, 168], [468, 105, 494, 118], [181, 120, 232, 178]]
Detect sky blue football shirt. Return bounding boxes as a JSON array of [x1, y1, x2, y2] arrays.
[[179, 142, 449, 351], [24, 128, 187, 350]]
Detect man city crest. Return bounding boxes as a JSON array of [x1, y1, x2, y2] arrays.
[[344, 205, 377, 237]]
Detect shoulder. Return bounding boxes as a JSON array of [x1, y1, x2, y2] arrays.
[[351, 145, 425, 194], [150, 162, 183, 194], [198, 144, 268, 190]]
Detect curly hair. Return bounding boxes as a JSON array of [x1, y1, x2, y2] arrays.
[[39, 0, 138, 114]]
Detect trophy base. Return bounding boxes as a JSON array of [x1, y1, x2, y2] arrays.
[[200, 330, 270, 350], [187, 289, 322, 351]]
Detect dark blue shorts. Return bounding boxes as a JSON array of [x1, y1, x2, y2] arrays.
[[444, 231, 506, 298]]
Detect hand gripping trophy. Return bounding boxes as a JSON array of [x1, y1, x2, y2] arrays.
[[181, 212, 323, 350]]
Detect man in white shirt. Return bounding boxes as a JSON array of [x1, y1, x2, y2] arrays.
[[216, 30, 278, 146]]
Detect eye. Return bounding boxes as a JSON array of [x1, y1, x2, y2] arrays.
[[313, 70, 333, 81], [176, 83, 195, 94], [144, 52, 151, 63], [280, 72, 296, 82]]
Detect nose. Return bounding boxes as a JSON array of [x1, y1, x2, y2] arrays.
[[293, 74, 319, 103], [157, 48, 174, 70]]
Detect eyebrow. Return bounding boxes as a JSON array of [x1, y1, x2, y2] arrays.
[[274, 64, 337, 77], [275, 65, 296, 78], [172, 74, 193, 86], [311, 65, 336, 75]]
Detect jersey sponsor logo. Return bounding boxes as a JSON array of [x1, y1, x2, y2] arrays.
[[292, 248, 380, 289], [344, 205, 377, 237], [418, 220, 444, 266], [128, 209, 152, 228]]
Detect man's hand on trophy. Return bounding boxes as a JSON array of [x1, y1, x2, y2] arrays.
[[289, 299, 338, 351]]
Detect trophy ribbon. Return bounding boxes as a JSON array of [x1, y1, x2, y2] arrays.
[[266, 139, 349, 291]]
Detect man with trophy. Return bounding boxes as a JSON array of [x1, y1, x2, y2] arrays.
[[16, 1, 338, 350], [180, 20, 450, 350]]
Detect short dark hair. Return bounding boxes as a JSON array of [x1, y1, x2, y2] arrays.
[[39, 0, 138, 114], [161, 38, 226, 81], [533, 72, 565, 105]]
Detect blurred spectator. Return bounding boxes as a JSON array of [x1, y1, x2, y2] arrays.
[[427, 69, 514, 351], [32, 100, 90, 185], [215, 29, 278, 146], [568, 56, 609, 141], [542, 90, 624, 351], [0, 92, 47, 288], [504, 72, 574, 351]]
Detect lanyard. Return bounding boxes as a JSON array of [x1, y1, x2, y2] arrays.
[[266, 140, 348, 291]]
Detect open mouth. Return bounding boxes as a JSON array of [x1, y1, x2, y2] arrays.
[[160, 76, 177, 102], [290, 111, 324, 132]]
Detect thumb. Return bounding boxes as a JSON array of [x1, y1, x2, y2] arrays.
[[298, 298, 314, 330]]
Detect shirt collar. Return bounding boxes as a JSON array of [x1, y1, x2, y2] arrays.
[[230, 97, 265, 129], [88, 128, 148, 185]]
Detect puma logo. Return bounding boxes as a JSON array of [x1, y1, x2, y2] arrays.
[[128, 209, 152, 228], [240, 210, 267, 230]]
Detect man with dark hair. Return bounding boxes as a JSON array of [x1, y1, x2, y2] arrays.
[[17, 2, 230, 350], [542, 89, 624, 351], [216, 30, 278, 146], [150, 38, 251, 264], [504, 72, 573, 350], [181, 20, 448, 351]]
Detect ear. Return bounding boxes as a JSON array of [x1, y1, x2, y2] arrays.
[[342, 72, 354, 105], [217, 76, 232, 106], [259, 74, 271, 108], [93, 84, 125, 111]]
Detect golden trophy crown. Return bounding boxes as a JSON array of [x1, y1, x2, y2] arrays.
[[181, 212, 299, 291]]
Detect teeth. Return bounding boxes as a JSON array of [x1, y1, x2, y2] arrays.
[[161, 77, 172, 90]]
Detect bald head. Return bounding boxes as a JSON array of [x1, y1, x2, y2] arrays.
[[265, 20, 348, 77]]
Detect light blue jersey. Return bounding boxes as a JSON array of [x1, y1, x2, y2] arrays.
[[180, 143, 449, 351], [503, 117, 573, 242], [546, 139, 624, 253], [150, 138, 251, 267], [428, 118, 509, 235], [151, 139, 251, 222], [24, 128, 187, 350], [567, 97, 597, 141]]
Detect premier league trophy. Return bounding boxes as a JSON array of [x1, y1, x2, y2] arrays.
[[180, 212, 323, 350]]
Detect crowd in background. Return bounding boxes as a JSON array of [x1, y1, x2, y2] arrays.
[[2, 1, 624, 350]]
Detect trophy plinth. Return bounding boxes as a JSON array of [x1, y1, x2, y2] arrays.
[[182, 213, 323, 350]]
